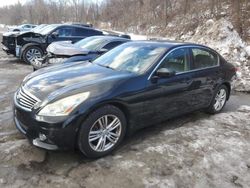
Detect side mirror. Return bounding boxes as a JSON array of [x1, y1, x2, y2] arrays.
[[155, 68, 175, 78], [98, 48, 108, 54], [51, 32, 59, 38]]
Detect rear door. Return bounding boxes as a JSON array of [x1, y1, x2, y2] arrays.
[[188, 47, 221, 108], [48, 26, 76, 44]]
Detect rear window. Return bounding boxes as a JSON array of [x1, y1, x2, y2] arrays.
[[191, 48, 219, 70]]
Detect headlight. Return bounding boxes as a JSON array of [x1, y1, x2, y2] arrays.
[[38, 92, 90, 116]]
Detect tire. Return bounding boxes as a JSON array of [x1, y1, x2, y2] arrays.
[[22, 46, 43, 64], [13, 29, 20, 32], [206, 85, 229, 114], [78, 105, 127, 158]]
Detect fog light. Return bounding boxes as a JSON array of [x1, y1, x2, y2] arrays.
[[39, 133, 47, 141]]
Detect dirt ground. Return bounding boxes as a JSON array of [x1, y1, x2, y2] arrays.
[[0, 41, 250, 188]]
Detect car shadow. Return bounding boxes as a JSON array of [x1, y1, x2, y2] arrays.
[[45, 111, 209, 164]]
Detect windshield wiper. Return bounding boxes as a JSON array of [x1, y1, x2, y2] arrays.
[[96, 63, 115, 70], [103, 65, 115, 70]]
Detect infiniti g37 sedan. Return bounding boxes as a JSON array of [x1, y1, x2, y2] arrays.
[[13, 41, 236, 158]]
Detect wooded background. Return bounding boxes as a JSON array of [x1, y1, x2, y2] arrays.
[[0, 0, 249, 40]]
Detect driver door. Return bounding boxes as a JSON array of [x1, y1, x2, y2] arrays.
[[142, 47, 195, 125]]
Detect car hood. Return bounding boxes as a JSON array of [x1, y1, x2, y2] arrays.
[[3, 31, 33, 37], [47, 41, 90, 56], [23, 61, 132, 102]]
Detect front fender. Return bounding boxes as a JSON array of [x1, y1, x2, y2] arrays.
[[20, 43, 44, 59]]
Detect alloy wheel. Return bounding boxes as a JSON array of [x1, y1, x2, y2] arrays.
[[88, 115, 122, 152], [25, 48, 42, 63], [213, 88, 227, 111]]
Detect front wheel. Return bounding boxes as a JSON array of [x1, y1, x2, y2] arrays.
[[22, 46, 43, 64], [206, 85, 228, 114], [78, 105, 127, 158]]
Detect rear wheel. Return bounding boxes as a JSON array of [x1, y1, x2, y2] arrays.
[[78, 105, 126, 158], [206, 85, 228, 114], [22, 46, 43, 64]]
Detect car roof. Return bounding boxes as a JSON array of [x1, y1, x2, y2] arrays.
[[57, 24, 102, 32], [86, 35, 130, 41], [128, 40, 205, 48]]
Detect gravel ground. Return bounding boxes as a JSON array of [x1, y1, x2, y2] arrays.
[[0, 42, 250, 188]]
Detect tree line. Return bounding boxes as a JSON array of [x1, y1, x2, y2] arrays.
[[0, 0, 249, 40]]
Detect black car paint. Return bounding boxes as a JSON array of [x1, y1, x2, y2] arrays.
[[13, 42, 236, 150]]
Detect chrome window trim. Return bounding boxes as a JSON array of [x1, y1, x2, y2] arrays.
[[147, 45, 220, 80]]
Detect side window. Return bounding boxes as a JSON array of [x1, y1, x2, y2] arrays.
[[74, 28, 86, 36], [160, 48, 190, 73], [23, 25, 30, 28], [192, 48, 219, 70], [55, 27, 74, 37], [102, 41, 124, 50], [74, 28, 102, 37]]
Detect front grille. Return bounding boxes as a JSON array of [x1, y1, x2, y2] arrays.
[[16, 87, 40, 111]]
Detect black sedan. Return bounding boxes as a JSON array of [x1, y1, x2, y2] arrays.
[[32, 36, 130, 70], [13, 41, 236, 158]]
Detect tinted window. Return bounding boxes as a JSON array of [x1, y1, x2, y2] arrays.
[[192, 48, 218, 70], [160, 48, 190, 73], [74, 28, 102, 36], [55, 27, 74, 37], [102, 41, 124, 50], [74, 37, 107, 50], [23, 25, 30, 28]]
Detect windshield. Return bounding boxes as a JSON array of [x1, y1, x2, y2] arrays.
[[39, 25, 59, 35], [74, 37, 107, 50], [93, 43, 167, 74]]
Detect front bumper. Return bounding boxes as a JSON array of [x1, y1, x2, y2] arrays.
[[13, 104, 80, 151], [2, 44, 15, 55]]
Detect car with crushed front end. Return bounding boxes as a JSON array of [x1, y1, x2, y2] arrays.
[[2, 24, 105, 64], [13, 41, 237, 158], [2, 24, 48, 56], [31, 36, 130, 70]]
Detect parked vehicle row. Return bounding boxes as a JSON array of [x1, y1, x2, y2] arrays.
[[2, 23, 130, 64]]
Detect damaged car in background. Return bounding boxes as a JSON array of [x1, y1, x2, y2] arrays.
[[2, 24, 130, 64], [2, 24, 48, 55], [2, 24, 105, 64], [32, 36, 130, 70]]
